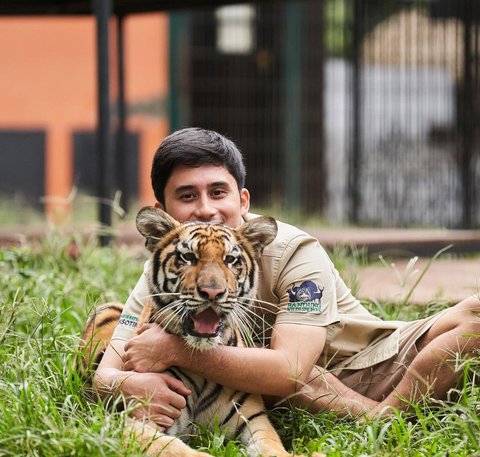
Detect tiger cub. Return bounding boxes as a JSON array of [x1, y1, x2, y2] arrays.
[[80, 206, 323, 457]]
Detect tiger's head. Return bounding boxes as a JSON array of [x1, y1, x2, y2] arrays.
[[136, 206, 278, 351]]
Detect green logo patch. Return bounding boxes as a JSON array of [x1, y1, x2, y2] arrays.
[[287, 280, 324, 313]]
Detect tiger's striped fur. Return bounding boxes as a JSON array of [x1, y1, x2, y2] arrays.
[[80, 206, 323, 457]]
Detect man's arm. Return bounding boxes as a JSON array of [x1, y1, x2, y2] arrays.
[[123, 321, 322, 397], [268, 323, 380, 416], [123, 322, 380, 417], [293, 365, 379, 417], [93, 339, 191, 429]]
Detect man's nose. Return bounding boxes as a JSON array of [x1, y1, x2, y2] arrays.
[[194, 198, 216, 219]]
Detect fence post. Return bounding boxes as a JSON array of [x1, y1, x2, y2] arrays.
[[115, 13, 128, 215], [460, 1, 474, 228], [283, 2, 302, 213], [169, 12, 190, 132], [93, 0, 113, 245], [349, 0, 362, 225]]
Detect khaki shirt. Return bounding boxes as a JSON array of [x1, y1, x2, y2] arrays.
[[112, 214, 405, 371]]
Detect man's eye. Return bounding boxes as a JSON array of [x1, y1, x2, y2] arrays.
[[224, 255, 237, 266], [180, 193, 196, 201], [211, 189, 227, 198], [180, 252, 197, 264]]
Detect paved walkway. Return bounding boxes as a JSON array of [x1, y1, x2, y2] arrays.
[[307, 226, 480, 305], [354, 258, 479, 305]]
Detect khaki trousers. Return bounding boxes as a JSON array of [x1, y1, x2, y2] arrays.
[[337, 309, 449, 401]]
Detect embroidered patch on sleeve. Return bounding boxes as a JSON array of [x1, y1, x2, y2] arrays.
[[287, 280, 324, 313], [118, 313, 139, 328]]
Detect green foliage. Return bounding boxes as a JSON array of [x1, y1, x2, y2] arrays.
[[1, 235, 480, 456], [0, 233, 144, 456]]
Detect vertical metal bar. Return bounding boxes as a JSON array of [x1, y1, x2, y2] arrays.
[[116, 13, 128, 214], [169, 12, 190, 132], [461, 1, 473, 228], [283, 2, 302, 212], [93, 0, 113, 245], [303, 0, 325, 214], [475, 19, 480, 226], [349, 0, 362, 224]]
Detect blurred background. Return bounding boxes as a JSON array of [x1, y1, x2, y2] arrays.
[[0, 0, 479, 230]]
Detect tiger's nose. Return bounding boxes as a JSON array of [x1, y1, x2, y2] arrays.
[[198, 286, 226, 301]]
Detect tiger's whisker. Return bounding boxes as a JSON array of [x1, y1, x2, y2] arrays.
[[235, 303, 276, 331], [150, 301, 187, 326], [231, 306, 276, 344], [238, 296, 276, 308], [236, 297, 276, 314], [228, 313, 255, 348], [156, 303, 188, 330]]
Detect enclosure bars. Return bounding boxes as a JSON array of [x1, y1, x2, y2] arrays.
[[348, 0, 362, 225], [116, 13, 128, 215], [93, 0, 113, 246], [461, 1, 474, 229], [169, 12, 191, 132], [93, 0, 130, 245], [284, 2, 302, 212]]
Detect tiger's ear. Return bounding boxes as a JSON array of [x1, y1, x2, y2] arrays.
[[236, 216, 278, 259], [136, 206, 179, 252]]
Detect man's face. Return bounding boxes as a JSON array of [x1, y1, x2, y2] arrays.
[[159, 164, 250, 228]]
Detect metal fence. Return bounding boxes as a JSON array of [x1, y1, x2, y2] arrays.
[[169, 0, 480, 228]]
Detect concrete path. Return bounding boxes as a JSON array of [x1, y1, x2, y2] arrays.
[[354, 258, 479, 305], [307, 226, 480, 305]]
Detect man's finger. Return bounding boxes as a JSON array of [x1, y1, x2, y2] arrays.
[[150, 402, 183, 419], [150, 414, 175, 429], [137, 323, 154, 334], [168, 394, 187, 411], [130, 408, 171, 430], [165, 375, 192, 397], [123, 359, 133, 371]]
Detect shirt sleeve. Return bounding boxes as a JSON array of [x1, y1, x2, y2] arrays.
[[273, 234, 340, 328], [110, 260, 151, 342]]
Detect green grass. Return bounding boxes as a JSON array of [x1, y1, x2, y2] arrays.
[[1, 234, 480, 456]]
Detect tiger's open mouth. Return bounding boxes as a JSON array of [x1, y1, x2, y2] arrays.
[[184, 307, 224, 338]]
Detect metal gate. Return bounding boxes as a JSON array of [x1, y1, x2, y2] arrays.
[[170, 0, 480, 228]]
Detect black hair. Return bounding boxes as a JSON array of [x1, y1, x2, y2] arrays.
[[151, 127, 246, 204]]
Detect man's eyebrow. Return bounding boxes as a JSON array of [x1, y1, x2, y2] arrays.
[[173, 181, 230, 194], [174, 184, 195, 194]]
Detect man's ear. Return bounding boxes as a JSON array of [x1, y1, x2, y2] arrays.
[[240, 188, 250, 217], [154, 201, 165, 210], [136, 206, 179, 251]]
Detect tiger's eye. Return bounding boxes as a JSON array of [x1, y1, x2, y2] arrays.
[[224, 254, 237, 265], [180, 252, 197, 264]]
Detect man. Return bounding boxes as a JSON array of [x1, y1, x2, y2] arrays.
[[94, 127, 480, 429]]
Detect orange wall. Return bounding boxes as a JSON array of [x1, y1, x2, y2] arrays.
[[0, 14, 169, 217]]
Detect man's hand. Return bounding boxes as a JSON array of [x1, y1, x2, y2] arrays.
[[94, 338, 191, 430], [120, 371, 191, 429], [123, 323, 182, 372]]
